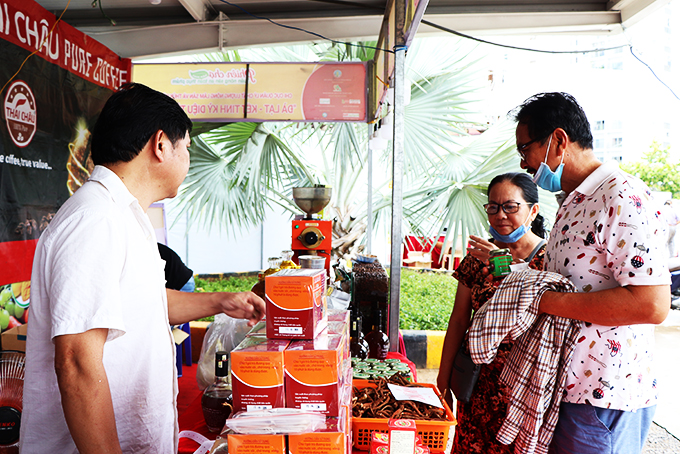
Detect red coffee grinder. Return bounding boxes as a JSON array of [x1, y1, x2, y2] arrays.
[[291, 186, 333, 274]]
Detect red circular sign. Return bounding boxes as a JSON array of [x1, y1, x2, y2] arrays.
[[4, 80, 37, 148]]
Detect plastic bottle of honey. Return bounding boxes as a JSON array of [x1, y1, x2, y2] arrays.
[[251, 257, 282, 299]]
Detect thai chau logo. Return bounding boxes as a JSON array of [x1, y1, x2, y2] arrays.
[[4, 80, 37, 148]]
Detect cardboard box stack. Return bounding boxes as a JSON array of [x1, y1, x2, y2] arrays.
[[284, 332, 351, 416], [230, 336, 289, 413], [226, 269, 352, 454]]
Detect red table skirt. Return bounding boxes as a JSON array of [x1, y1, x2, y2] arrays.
[[177, 363, 217, 453], [177, 352, 418, 453]]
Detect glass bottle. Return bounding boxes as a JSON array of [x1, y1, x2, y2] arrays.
[[364, 307, 390, 360], [251, 257, 282, 299], [201, 351, 234, 433], [279, 250, 300, 269], [350, 313, 369, 360]]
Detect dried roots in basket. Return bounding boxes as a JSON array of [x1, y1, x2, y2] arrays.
[[352, 375, 447, 421]]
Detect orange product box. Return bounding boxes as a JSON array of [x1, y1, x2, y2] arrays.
[[389, 419, 417, 454], [288, 414, 349, 454], [288, 430, 347, 454], [265, 268, 327, 339], [284, 333, 350, 416], [227, 434, 285, 454], [230, 336, 289, 412]]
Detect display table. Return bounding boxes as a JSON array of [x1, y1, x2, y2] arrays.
[[176, 352, 418, 453]]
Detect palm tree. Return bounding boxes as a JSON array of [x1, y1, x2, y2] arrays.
[[173, 36, 556, 264]]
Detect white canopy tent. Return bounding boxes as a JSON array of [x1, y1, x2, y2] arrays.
[[34, 0, 671, 350], [34, 0, 668, 59]]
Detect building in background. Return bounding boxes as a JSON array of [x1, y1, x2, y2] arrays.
[[481, 0, 678, 163]]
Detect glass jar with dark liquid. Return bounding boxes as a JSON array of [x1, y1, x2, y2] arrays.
[[350, 313, 369, 360], [201, 351, 233, 433], [365, 308, 390, 360]]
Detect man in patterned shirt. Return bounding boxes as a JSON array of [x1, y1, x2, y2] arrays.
[[512, 92, 671, 454]]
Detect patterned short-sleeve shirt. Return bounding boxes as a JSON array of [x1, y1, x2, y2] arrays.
[[544, 160, 670, 411]]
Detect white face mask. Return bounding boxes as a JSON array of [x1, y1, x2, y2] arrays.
[[532, 135, 564, 192]]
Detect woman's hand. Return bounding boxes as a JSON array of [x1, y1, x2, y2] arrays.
[[436, 371, 454, 409], [466, 235, 498, 262]]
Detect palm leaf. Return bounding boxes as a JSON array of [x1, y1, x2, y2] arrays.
[[175, 136, 265, 234], [404, 119, 519, 254]]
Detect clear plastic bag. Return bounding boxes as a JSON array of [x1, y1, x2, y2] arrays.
[[221, 409, 326, 435], [196, 313, 252, 390]]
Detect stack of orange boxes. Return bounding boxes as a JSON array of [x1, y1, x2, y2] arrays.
[[230, 336, 289, 413], [227, 268, 351, 454]]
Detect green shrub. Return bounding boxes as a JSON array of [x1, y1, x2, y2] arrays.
[[195, 276, 258, 293], [193, 276, 258, 321], [398, 269, 457, 331]]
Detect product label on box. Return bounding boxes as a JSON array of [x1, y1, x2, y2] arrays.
[[279, 326, 303, 334], [265, 269, 327, 339], [227, 434, 285, 454], [230, 338, 288, 413], [389, 419, 417, 454], [287, 350, 339, 385], [231, 354, 283, 386], [232, 375, 284, 413], [301, 402, 327, 411], [285, 379, 338, 416], [246, 404, 272, 411], [288, 432, 345, 454], [284, 335, 349, 416]]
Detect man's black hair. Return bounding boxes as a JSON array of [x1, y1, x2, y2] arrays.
[[513, 92, 593, 150], [91, 83, 192, 165]]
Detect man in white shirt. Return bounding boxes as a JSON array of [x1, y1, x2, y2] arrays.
[[513, 92, 671, 454], [20, 83, 265, 454]]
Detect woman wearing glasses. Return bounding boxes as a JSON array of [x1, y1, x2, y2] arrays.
[[437, 172, 546, 454]]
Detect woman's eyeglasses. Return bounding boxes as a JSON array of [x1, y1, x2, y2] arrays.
[[483, 202, 531, 215]]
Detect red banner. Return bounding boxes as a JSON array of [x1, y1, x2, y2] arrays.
[[0, 0, 131, 91], [1, 0, 129, 293], [0, 240, 37, 283]]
